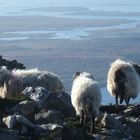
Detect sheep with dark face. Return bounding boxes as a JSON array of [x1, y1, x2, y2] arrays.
[[0, 66, 64, 99], [71, 72, 101, 133], [107, 59, 140, 106]]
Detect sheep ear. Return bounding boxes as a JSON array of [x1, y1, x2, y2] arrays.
[[0, 66, 6, 73], [133, 63, 140, 75], [91, 75, 94, 80], [73, 71, 80, 79], [0, 66, 4, 73]]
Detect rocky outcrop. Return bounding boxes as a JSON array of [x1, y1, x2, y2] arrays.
[[35, 109, 63, 124], [0, 56, 25, 70], [1, 96, 140, 140], [21, 87, 50, 108], [0, 58, 140, 140]]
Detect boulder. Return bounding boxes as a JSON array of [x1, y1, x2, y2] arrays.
[[10, 100, 38, 120], [3, 114, 36, 129], [35, 109, 63, 124], [40, 123, 63, 131], [0, 134, 23, 140], [39, 124, 63, 140], [21, 87, 50, 108], [43, 91, 75, 117], [125, 122, 140, 138], [101, 113, 122, 129]]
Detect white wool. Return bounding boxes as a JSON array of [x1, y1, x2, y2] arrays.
[[12, 68, 40, 77], [107, 59, 140, 99], [0, 66, 64, 99], [71, 72, 101, 116]]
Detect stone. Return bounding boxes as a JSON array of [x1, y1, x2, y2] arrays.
[[101, 112, 122, 129], [38, 124, 63, 140], [126, 122, 140, 138], [10, 100, 38, 119], [40, 123, 63, 131], [62, 120, 94, 140], [21, 87, 50, 108], [43, 91, 75, 117], [3, 114, 36, 129], [116, 105, 140, 123], [0, 98, 20, 113], [0, 134, 23, 140], [35, 109, 63, 124]]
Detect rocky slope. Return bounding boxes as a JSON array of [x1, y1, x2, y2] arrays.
[[0, 89, 140, 140], [0, 57, 140, 140]]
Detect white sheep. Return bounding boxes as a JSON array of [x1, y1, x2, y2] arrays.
[[0, 66, 64, 99], [71, 72, 101, 133], [107, 59, 140, 106]]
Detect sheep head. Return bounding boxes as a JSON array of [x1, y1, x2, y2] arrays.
[[73, 71, 94, 81], [132, 63, 140, 76], [0, 66, 11, 86]]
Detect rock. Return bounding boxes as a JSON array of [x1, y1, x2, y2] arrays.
[[39, 124, 63, 140], [62, 119, 94, 140], [100, 105, 126, 114], [43, 91, 75, 117], [21, 87, 50, 108], [125, 116, 140, 123], [10, 100, 38, 120], [0, 134, 24, 140], [3, 114, 36, 129], [125, 122, 140, 138], [40, 123, 63, 131], [2, 114, 43, 137], [0, 98, 20, 113], [120, 105, 140, 118], [101, 112, 122, 129], [22, 87, 75, 117], [116, 105, 140, 123], [35, 109, 63, 124], [0, 56, 25, 70]]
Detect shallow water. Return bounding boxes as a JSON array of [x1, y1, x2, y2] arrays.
[[0, 0, 140, 104], [2, 20, 140, 41]]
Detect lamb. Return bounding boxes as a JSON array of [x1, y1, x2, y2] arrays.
[[107, 59, 140, 106], [71, 72, 101, 133], [0, 66, 64, 99]]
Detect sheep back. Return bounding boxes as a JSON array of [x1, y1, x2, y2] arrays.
[[71, 74, 101, 116], [107, 59, 140, 99]]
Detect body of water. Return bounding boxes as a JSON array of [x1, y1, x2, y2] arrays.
[[0, 0, 140, 12], [0, 0, 140, 104]]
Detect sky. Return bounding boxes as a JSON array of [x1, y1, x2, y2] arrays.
[[0, 0, 140, 8]]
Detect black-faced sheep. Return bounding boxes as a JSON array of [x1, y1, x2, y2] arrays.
[[107, 59, 140, 106], [71, 72, 101, 133], [0, 66, 64, 99]]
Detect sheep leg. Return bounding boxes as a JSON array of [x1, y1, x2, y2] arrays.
[[125, 97, 131, 106], [80, 110, 84, 125], [90, 113, 95, 133], [115, 93, 119, 106], [120, 93, 124, 104], [84, 114, 87, 125]]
